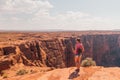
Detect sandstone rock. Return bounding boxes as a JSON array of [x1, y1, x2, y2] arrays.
[[2, 46, 16, 55], [0, 32, 120, 72], [0, 48, 4, 56], [4, 67, 120, 80], [0, 59, 12, 72]]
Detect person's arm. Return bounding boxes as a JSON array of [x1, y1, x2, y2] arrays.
[[81, 44, 85, 53], [72, 44, 77, 54], [72, 48, 75, 54]]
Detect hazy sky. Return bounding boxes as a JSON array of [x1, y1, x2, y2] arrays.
[[0, 0, 120, 31]]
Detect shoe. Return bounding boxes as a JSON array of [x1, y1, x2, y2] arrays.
[[75, 69, 80, 72]]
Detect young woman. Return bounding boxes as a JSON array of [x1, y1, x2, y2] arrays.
[[73, 38, 84, 72]]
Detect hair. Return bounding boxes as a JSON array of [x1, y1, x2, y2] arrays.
[[76, 38, 81, 43]]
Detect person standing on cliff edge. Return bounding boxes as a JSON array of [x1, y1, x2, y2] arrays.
[[73, 38, 84, 72]]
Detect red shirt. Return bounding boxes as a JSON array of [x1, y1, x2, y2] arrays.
[[75, 43, 83, 54]]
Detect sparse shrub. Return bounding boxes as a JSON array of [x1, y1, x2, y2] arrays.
[[1, 71, 8, 79], [50, 67, 55, 70], [81, 57, 96, 67], [16, 69, 28, 75], [0, 71, 4, 76], [30, 70, 37, 74], [2, 74, 8, 79]]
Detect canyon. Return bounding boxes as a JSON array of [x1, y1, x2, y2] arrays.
[[0, 31, 120, 80]]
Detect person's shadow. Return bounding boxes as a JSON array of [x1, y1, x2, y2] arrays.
[[68, 71, 80, 79]]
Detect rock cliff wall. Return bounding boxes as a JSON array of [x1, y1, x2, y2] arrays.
[[81, 34, 120, 66], [0, 34, 120, 72], [0, 39, 66, 72], [65, 34, 120, 67]]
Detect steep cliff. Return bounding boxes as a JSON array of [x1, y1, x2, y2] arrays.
[[64, 34, 120, 67], [0, 32, 120, 72], [81, 34, 120, 66], [0, 39, 66, 72]]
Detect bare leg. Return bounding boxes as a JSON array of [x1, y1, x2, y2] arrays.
[[75, 56, 80, 69], [74, 55, 82, 73], [77, 55, 82, 69], [75, 56, 78, 68]]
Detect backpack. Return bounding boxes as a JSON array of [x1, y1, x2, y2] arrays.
[[77, 45, 82, 55], [77, 48, 82, 55]]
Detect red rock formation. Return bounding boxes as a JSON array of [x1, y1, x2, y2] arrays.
[[81, 34, 120, 66], [0, 59, 12, 72], [0, 39, 66, 71], [0, 32, 120, 72]]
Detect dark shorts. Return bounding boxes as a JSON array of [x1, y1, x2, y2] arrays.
[[75, 53, 81, 56]]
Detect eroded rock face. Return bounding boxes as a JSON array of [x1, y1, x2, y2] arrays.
[[54, 34, 120, 67], [81, 34, 120, 66], [0, 59, 12, 72], [40, 39, 65, 68], [0, 39, 66, 71], [0, 33, 120, 71]]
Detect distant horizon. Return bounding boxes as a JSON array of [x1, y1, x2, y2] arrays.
[[0, 29, 120, 32]]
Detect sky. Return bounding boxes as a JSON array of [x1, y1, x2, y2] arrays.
[[0, 0, 120, 31]]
